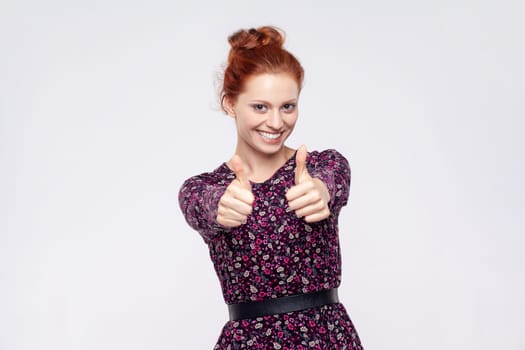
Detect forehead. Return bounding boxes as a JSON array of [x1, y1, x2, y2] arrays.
[[239, 73, 299, 101]]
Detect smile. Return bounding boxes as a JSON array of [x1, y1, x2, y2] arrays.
[[258, 131, 282, 140]]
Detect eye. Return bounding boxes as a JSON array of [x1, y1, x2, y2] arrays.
[[281, 103, 296, 113], [251, 104, 267, 113]]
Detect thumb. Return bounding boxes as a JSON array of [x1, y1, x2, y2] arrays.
[[294, 145, 310, 184], [230, 155, 250, 189]]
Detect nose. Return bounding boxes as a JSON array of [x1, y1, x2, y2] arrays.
[[266, 109, 284, 130]]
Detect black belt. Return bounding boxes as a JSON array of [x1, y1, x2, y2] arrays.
[[227, 288, 339, 321]]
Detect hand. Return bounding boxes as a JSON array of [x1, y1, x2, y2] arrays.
[[217, 155, 254, 227], [286, 145, 331, 223]]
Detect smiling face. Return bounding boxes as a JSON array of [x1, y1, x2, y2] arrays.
[[225, 73, 300, 159]]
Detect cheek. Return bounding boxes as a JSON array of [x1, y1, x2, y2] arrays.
[[235, 115, 256, 131], [287, 114, 299, 127]]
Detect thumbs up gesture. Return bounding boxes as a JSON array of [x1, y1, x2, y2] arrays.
[[217, 155, 255, 228], [286, 145, 331, 223]]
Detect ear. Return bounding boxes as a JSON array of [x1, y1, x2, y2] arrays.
[[222, 96, 236, 118]]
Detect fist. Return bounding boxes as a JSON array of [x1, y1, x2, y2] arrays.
[[217, 155, 254, 227], [286, 145, 331, 223]]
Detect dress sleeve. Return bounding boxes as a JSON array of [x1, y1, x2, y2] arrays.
[[178, 172, 230, 242], [307, 149, 351, 214]]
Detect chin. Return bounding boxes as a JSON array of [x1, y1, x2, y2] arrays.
[[255, 143, 287, 156]]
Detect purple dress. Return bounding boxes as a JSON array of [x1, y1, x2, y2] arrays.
[[179, 149, 363, 349]]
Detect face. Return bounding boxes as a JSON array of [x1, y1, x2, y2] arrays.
[[225, 73, 300, 158]]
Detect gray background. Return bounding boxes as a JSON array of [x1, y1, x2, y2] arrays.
[[1, 1, 524, 349]]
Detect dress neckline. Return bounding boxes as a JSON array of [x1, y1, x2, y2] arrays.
[[221, 151, 297, 186]]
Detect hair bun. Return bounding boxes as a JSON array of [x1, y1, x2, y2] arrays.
[[228, 26, 285, 51]]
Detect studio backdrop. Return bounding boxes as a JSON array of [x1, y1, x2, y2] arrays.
[[1, 1, 523, 349]]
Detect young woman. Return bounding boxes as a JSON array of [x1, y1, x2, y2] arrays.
[[179, 26, 364, 349]]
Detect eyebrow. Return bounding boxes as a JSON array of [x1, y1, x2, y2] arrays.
[[248, 99, 298, 105]]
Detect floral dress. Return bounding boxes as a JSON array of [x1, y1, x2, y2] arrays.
[[179, 149, 364, 349]]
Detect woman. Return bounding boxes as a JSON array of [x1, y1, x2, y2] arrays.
[[179, 26, 363, 349]]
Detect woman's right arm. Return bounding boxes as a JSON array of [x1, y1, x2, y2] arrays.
[[179, 157, 254, 241], [178, 173, 229, 241]]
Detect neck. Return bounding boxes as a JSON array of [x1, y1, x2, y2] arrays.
[[234, 145, 294, 183]]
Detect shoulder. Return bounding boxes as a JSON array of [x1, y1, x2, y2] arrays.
[[307, 149, 350, 166], [180, 163, 235, 192]]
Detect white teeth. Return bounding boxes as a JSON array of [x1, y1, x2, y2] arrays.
[[259, 131, 281, 140]]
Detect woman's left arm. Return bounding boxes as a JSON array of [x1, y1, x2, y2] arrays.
[[308, 149, 351, 214], [286, 147, 351, 222]]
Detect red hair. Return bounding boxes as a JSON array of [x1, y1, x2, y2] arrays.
[[220, 26, 304, 113]]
